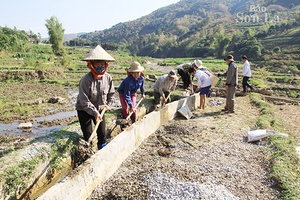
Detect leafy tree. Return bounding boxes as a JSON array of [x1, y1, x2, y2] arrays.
[[214, 33, 231, 58], [45, 16, 65, 56], [0, 27, 28, 52]]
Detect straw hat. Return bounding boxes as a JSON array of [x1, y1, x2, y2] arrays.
[[82, 45, 116, 62], [128, 61, 144, 72], [194, 60, 203, 68]]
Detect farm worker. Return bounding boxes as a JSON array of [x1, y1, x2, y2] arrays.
[[153, 70, 178, 108], [188, 67, 211, 109], [222, 55, 238, 114], [241, 55, 254, 93], [176, 60, 202, 89], [118, 61, 145, 122], [75, 45, 115, 150]]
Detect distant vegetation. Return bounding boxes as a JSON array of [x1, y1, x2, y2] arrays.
[[64, 0, 300, 71]]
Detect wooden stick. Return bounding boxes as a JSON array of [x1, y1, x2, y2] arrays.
[[87, 107, 107, 143], [126, 98, 144, 120], [189, 74, 194, 94], [162, 92, 171, 107]]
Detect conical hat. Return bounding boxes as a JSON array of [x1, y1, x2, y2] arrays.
[[82, 45, 116, 62]]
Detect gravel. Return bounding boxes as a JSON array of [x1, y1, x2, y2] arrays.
[[88, 97, 279, 200]]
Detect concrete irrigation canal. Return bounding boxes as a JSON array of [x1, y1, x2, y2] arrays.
[[37, 94, 200, 199]]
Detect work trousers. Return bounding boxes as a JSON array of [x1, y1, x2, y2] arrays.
[[177, 69, 190, 89], [153, 91, 171, 105], [77, 110, 106, 150], [119, 93, 137, 122], [242, 76, 253, 92], [225, 86, 236, 112]]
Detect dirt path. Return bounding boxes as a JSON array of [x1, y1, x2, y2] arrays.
[[88, 96, 279, 199]]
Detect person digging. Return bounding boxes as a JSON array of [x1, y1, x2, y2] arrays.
[[153, 70, 178, 109], [75, 45, 115, 151], [188, 67, 211, 110]]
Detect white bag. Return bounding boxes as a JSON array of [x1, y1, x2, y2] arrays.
[[247, 130, 270, 142]]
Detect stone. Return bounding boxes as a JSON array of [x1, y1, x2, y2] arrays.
[[18, 122, 33, 129]]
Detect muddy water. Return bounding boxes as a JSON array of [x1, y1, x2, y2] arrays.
[[0, 111, 77, 136], [0, 88, 122, 137], [0, 89, 79, 136]]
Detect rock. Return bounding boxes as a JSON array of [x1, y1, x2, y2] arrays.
[[273, 101, 286, 105], [18, 122, 33, 129], [210, 91, 216, 97], [48, 96, 67, 104], [296, 147, 300, 157], [259, 89, 273, 96], [157, 148, 172, 156], [147, 74, 157, 81]]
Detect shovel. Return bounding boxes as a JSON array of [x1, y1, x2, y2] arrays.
[[110, 98, 144, 137], [87, 106, 108, 144], [190, 75, 194, 93], [161, 92, 171, 107], [126, 97, 144, 120], [74, 107, 108, 166]]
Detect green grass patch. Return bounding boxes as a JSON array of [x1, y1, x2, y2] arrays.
[[250, 93, 300, 199], [249, 93, 277, 129], [268, 136, 300, 199], [0, 130, 80, 197]]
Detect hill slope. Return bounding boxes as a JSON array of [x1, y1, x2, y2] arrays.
[[67, 0, 300, 61]]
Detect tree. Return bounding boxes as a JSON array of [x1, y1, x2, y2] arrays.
[[0, 27, 28, 52], [214, 33, 231, 58], [45, 16, 65, 56]]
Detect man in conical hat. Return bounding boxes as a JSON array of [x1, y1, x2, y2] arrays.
[[76, 45, 115, 150]]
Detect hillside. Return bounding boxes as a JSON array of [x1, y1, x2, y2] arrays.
[[66, 0, 300, 64]]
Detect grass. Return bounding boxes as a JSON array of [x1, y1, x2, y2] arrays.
[[0, 129, 81, 197], [249, 93, 300, 199], [0, 155, 43, 196], [249, 93, 277, 129], [268, 136, 300, 199], [157, 57, 228, 72], [0, 82, 70, 122]]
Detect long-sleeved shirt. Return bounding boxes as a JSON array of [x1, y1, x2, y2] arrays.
[[75, 72, 115, 117], [242, 60, 251, 77], [226, 61, 238, 86], [117, 75, 144, 108], [176, 63, 191, 73], [153, 74, 178, 96], [195, 70, 211, 88]]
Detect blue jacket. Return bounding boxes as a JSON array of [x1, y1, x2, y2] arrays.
[[118, 75, 144, 108]]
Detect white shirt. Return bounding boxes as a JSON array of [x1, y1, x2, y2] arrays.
[[195, 70, 211, 88], [153, 74, 178, 96], [242, 60, 251, 77]]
